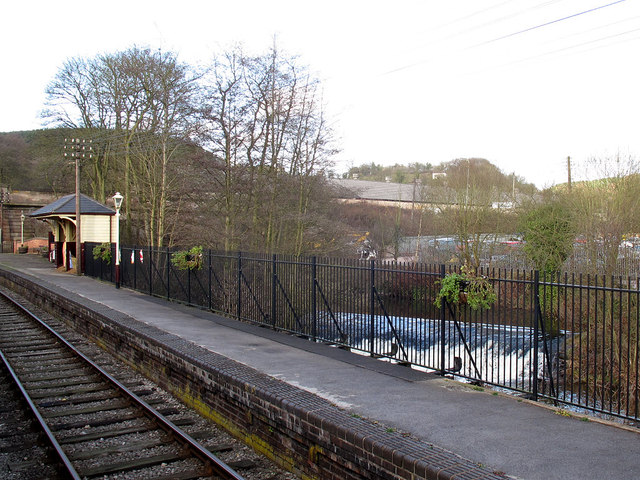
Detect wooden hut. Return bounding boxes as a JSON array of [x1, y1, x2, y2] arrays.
[[29, 193, 116, 271]]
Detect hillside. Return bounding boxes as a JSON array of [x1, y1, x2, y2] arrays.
[[0, 129, 71, 192], [0, 129, 354, 255], [346, 158, 537, 195]]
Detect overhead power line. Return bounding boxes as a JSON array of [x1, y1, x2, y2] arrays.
[[393, 0, 567, 70], [475, 0, 627, 47], [427, 0, 517, 33], [383, 0, 628, 76], [485, 25, 640, 72], [430, 0, 567, 45]]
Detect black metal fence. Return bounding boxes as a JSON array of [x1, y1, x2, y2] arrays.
[[84, 243, 640, 423]]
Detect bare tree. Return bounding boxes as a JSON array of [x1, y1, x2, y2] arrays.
[[43, 43, 339, 254], [426, 158, 514, 269], [200, 43, 337, 254], [199, 47, 253, 251], [43, 57, 116, 202], [128, 50, 200, 248], [569, 155, 640, 277], [44, 47, 200, 247]]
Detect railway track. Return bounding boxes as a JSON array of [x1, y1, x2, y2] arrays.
[[0, 289, 252, 480]]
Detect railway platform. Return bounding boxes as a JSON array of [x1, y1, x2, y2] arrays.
[[1, 253, 638, 480]]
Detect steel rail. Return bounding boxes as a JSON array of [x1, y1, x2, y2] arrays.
[[0, 289, 245, 480], [0, 348, 82, 479]]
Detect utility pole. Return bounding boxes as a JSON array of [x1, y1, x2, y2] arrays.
[[64, 138, 92, 275], [567, 156, 572, 192]]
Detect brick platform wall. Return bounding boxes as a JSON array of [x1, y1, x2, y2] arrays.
[[0, 268, 503, 480]]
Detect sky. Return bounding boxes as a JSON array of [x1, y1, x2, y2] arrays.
[[1, 0, 639, 188]]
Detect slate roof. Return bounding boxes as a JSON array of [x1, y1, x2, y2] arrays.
[[330, 178, 422, 202], [29, 193, 115, 218]]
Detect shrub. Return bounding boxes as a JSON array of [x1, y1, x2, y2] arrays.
[[435, 266, 497, 311], [92, 243, 112, 264], [171, 246, 203, 271]]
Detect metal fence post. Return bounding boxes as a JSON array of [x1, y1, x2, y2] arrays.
[[166, 246, 171, 300], [439, 264, 446, 376], [133, 246, 137, 290], [533, 270, 540, 401], [312, 256, 317, 342], [100, 244, 105, 280], [208, 249, 212, 311], [111, 244, 115, 283], [370, 259, 376, 357], [187, 261, 192, 305], [148, 247, 153, 296], [237, 251, 242, 320], [120, 246, 125, 288], [272, 254, 277, 329]]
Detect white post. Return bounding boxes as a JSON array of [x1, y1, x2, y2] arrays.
[[113, 192, 123, 289]]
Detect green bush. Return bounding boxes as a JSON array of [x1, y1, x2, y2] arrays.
[[171, 245, 203, 271], [435, 266, 497, 311], [92, 243, 112, 264]]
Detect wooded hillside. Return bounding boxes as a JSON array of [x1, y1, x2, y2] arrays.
[[0, 129, 66, 192]]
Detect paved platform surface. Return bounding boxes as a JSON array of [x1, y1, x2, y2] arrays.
[[1, 254, 639, 480]]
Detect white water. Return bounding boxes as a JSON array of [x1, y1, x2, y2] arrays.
[[316, 312, 568, 390]]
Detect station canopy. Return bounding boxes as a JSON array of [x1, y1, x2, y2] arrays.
[[29, 193, 114, 219]]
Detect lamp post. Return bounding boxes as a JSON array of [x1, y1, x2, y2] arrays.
[[0, 187, 8, 253], [113, 192, 123, 289], [20, 211, 25, 245]]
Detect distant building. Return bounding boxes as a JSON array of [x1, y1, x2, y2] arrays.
[[330, 178, 433, 210], [332, 177, 523, 211]]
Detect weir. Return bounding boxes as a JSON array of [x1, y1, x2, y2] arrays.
[[317, 312, 570, 392]]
